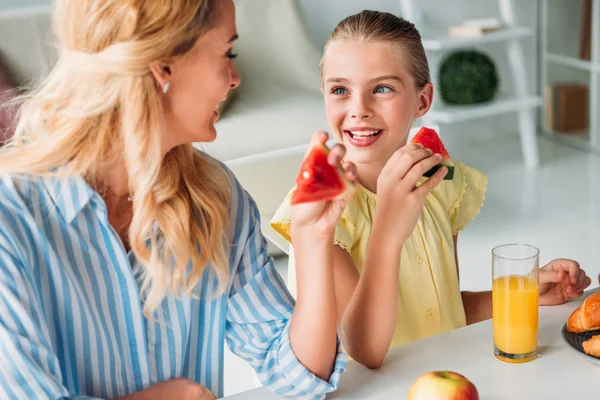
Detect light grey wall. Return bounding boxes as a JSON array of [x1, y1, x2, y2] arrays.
[[0, 0, 48, 9]]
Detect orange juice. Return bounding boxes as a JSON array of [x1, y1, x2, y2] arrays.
[[492, 275, 538, 363]]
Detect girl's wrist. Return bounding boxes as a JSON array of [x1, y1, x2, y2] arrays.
[[291, 220, 334, 242], [291, 225, 333, 249]]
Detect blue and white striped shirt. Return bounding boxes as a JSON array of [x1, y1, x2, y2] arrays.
[[0, 160, 347, 400]]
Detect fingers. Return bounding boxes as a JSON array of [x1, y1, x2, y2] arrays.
[[328, 143, 346, 166], [539, 259, 590, 300], [539, 268, 562, 285], [327, 143, 358, 186], [341, 161, 358, 184], [414, 164, 448, 199], [565, 271, 586, 298], [381, 144, 424, 177], [385, 147, 439, 183], [313, 130, 329, 145], [402, 152, 443, 184], [542, 259, 581, 281], [305, 131, 329, 158], [572, 276, 592, 297], [565, 260, 583, 284], [572, 272, 591, 296]]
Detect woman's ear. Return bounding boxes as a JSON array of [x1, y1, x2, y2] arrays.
[[150, 62, 172, 91], [414, 82, 434, 118]]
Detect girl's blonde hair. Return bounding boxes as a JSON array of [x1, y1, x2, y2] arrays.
[[0, 0, 231, 317], [321, 10, 431, 88]]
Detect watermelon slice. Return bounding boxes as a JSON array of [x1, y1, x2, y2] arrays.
[[291, 143, 355, 205], [410, 127, 454, 180]]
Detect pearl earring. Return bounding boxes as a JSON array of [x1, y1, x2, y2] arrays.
[[163, 81, 170, 94]]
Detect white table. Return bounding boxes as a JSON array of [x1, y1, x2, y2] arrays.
[[224, 290, 599, 399]]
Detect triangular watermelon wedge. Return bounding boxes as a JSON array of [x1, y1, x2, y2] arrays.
[[410, 127, 454, 180], [291, 143, 355, 205]]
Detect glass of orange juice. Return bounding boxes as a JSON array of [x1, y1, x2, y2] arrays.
[[492, 244, 539, 363]]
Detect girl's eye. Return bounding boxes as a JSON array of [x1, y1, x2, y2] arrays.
[[375, 85, 393, 94], [332, 87, 348, 95], [226, 49, 238, 59]]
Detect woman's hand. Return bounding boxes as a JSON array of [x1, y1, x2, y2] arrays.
[[290, 131, 357, 241], [373, 143, 447, 245]]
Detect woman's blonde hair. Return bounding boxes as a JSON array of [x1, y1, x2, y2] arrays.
[[321, 10, 431, 88], [0, 0, 231, 317]]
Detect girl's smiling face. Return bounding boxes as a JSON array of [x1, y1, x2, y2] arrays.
[[321, 39, 433, 168]]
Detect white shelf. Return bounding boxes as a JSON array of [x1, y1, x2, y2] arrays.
[[400, 0, 541, 167], [540, 0, 600, 153], [422, 26, 534, 51], [545, 52, 597, 72], [427, 94, 542, 124]]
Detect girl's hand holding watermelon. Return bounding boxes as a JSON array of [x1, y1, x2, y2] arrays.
[[290, 131, 358, 240], [286, 131, 358, 382], [373, 143, 448, 246]]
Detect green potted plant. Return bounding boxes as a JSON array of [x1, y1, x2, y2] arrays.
[[439, 50, 500, 105]]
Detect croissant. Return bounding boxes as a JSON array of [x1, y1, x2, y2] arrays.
[[566, 290, 600, 333], [583, 335, 600, 357]]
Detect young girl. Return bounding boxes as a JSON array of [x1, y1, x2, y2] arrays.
[[272, 10, 591, 369]]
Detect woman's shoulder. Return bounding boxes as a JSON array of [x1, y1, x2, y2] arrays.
[[0, 173, 45, 210], [193, 149, 247, 203], [193, 149, 244, 190], [193, 151, 264, 234], [0, 174, 54, 259], [0, 171, 98, 224]]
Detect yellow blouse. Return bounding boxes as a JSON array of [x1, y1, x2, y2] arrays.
[[270, 160, 487, 349]]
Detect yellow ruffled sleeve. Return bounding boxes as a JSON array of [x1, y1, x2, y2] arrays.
[[270, 189, 357, 254], [333, 203, 356, 255], [270, 188, 358, 300], [446, 161, 488, 235], [270, 188, 295, 244]]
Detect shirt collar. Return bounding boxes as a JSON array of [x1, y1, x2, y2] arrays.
[[42, 174, 98, 224]]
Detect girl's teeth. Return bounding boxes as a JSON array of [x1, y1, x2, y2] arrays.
[[349, 130, 381, 137]]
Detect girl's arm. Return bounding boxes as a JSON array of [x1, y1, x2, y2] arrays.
[[289, 230, 340, 380], [333, 226, 403, 369], [456, 237, 591, 325], [455, 234, 493, 325], [286, 131, 356, 381], [331, 145, 448, 369]]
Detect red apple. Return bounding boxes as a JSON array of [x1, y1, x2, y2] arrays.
[[406, 371, 479, 400]]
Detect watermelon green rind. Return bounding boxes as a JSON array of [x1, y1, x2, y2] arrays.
[[423, 164, 454, 180]]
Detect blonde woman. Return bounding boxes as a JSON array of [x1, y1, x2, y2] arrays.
[[0, 1, 355, 399]]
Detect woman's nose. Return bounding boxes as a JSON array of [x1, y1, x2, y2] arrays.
[[230, 64, 241, 89]]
